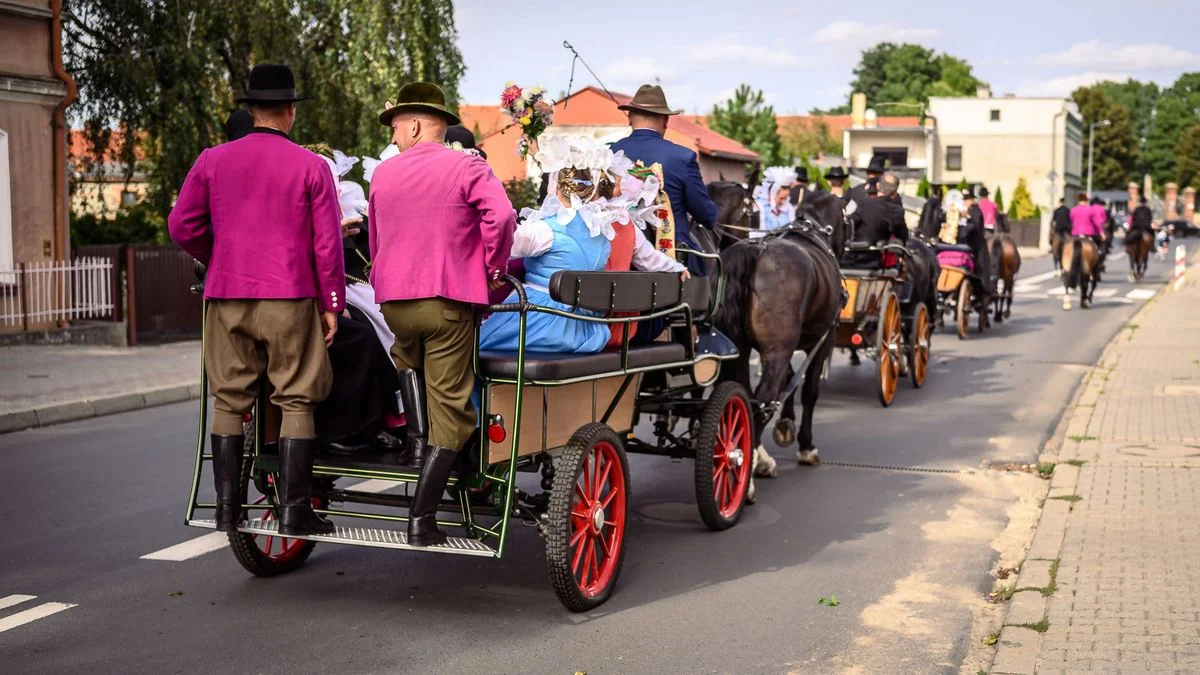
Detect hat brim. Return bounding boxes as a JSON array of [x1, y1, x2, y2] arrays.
[[617, 103, 683, 116], [379, 103, 460, 127], [235, 94, 310, 104]]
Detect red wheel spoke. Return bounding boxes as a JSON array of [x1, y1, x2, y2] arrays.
[[599, 529, 613, 556], [599, 488, 618, 509], [264, 536, 274, 555], [588, 540, 601, 588], [582, 538, 596, 587], [574, 483, 591, 508], [570, 524, 589, 547], [572, 536, 587, 575], [729, 426, 745, 450], [595, 458, 613, 498]]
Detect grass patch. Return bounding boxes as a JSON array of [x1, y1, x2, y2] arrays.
[[983, 631, 1001, 646], [1037, 462, 1056, 477], [1127, 323, 1140, 330], [1067, 435, 1098, 442], [817, 595, 839, 607], [1043, 560, 1060, 597], [989, 585, 1017, 603], [1061, 459, 1088, 467], [1049, 494, 1083, 503], [1010, 618, 1051, 633]]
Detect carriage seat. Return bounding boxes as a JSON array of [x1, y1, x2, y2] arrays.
[[478, 343, 687, 380]]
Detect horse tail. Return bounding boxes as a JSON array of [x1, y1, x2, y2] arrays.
[[1068, 238, 1083, 289], [990, 235, 1004, 278], [713, 242, 762, 346]]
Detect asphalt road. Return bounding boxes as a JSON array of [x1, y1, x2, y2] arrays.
[[1, 240, 1191, 674]]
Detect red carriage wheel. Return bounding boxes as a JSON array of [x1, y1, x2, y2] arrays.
[[694, 382, 753, 530], [876, 290, 902, 407]]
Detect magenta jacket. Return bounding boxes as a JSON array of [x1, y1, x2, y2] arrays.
[[1070, 203, 1104, 237], [168, 130, 345, 313], [368, 142, 515, 306]]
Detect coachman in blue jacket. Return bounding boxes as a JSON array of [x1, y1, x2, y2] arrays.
[[610, 84, 719, 277]]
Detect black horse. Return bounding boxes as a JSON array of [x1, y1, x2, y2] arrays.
[[711, 189, 846, 483]]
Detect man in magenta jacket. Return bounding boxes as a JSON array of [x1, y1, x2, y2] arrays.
[[169, 64, 344, 537], [370, 82, 515, 546]]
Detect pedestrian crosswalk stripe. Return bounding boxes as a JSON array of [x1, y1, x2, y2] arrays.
[[1126, 289, 1156, 300], [141, 478, 397, 562], [1092, 288, 1117, 298], [0, 595, 37, 611], [0, 600, 76, 634], [1018, 270, 1061, 285]]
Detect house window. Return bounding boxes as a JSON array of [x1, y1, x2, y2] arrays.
[[990, 109, 1001, 122], [120, 189, 139, 208], [946, 145, 963, 171], [871, 147, 908, 169], [0, 129, 11, 271]]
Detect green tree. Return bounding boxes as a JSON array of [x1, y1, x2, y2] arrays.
[[503, 178, 540, 213], [1144, 73, 1200, 188], [956, 177, 970, 191], [1009, 176, 1037, 220], [66, 0, 465, 232], [916, 175, 930, 198], [847, 42, 981, 107], [708, 84, 786, 166], [993, 185, 1005, 213], [1071, 85, 1140, 189], [1095, 79, 1160, 146], [781, 117, 841, 163], [1175, 123, 1200, 190]]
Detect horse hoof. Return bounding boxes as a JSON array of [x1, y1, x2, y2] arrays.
[[746, 478, 757, 504], [772, 420, 796, 446], [1004, 309, 1011, 318], [753, 445, 778, 477], [1062, 298, 1071, 311], [796, 448, 820, 466]]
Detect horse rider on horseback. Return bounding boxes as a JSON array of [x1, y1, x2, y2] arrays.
[[978, 187, 998, 233], [1129, 197, 1155, 236], [1070, 192, 1107, 279], [609, 84, 719, 278]]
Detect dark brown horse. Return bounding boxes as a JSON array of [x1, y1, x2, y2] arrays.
[[989, 233, 1022, 323], [1060, 236, 1100, 310], [1124, 229, 1153, 282], [712, 190, 846, 487]]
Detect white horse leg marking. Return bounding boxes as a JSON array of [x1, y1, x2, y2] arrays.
[[796, 447, 821, 465], [753, 445, 778, 477]]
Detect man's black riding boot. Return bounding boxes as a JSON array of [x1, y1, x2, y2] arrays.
[[278, 437, 335, 536], [398, 369, 430, 467], [408, 445, 457, 547], [210, 434, 243, 532]]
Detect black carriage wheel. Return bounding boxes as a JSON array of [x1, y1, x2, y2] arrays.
[[227, 419, 317, 577], [876, 290, 901, 407], [908, 304, 930, 389], [956, 281, 971, 340], [545, 423, 630, 613], [694, 382, 754, 531]]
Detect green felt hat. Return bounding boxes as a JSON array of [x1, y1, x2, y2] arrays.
[[378, 82, 460, 126]]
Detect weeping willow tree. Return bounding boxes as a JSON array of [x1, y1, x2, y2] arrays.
[[66, 0, 465, 229]]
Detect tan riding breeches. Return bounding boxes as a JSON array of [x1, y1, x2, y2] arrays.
[[204, 299, 332, 439], [380, 298, 475, 451]]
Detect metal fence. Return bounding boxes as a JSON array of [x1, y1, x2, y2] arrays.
[[0, 258, 116, 330]]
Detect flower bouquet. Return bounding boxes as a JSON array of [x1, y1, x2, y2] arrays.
[[500, 82, 553, 160]]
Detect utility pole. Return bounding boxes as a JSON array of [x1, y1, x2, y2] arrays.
[[1087, 119, 1112, 198]]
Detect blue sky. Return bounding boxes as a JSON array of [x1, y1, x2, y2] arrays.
[[454, 0, 1199, 114]]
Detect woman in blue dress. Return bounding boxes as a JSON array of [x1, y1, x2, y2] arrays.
[[478, 136, 619, 354]]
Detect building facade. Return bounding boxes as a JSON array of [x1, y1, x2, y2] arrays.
[[0, 0, 74, 270]]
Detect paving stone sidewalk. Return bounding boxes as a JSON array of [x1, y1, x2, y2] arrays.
[[0, 341, 201, 432], [991, 261, 1200, 674]]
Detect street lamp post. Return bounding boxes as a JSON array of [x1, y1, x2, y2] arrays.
[[1086, 119, 1112, 198]]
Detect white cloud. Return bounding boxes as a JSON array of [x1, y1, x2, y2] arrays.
[[809, 20, 940, 51], [679, 35, 797, 68], [1016, 71, 1132, 97], [1033, 40, 1200, 71], [600, 56, 681, 85]]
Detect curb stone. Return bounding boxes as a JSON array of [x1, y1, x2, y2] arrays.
[[0, 382, 200, 434]]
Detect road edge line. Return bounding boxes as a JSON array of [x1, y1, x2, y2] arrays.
[[0, 382, 200, 435]]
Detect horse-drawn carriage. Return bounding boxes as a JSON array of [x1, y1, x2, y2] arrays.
[[835, 241, 932, 407], [184, 254, 747, 612], [934, 244, 987, 339]]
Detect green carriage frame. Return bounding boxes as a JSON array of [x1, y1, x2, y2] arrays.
[[183, 250, 751, 611]]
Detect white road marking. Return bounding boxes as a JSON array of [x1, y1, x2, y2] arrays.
[[1017, 270, 1061, 285], [0, 601, 76, 633], [1014, 284, 1047, 294], [1092, 288, 1117, 298], [141, 532, 229, 561], [142, 477, 399, 562], [1047, 287, 1066, 296], [0, 595, 37, 611], [1126, 288, 1156, 300]]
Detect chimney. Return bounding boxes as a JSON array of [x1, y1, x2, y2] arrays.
[[865, 108, 878, 128], [851, 92, 867, 128], [976, 84, 992, 99]]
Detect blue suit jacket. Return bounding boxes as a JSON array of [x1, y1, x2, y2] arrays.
[[609, 129, 718, 248]]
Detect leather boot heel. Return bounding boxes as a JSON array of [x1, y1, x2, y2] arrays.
[[408, 446, 457, 547], [278, 437, 335, 536], [210, 434, 244, 532]]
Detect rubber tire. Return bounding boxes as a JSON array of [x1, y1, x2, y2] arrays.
[[694, 382, 753, 531], [876, 290, 900, 407], [908, 303, 930, 389], [956, 281, 971, 340], [545, 423, 630, 613], [227, 420, 317, 577]]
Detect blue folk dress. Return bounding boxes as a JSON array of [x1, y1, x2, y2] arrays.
[[478, 211, 611, 354]]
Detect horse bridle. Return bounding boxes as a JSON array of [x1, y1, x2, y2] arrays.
[[715, 193, 760, 242]]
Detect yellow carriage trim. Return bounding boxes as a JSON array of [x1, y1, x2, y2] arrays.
[[840, 278, 858, 321], [937, 265, 967, 293]]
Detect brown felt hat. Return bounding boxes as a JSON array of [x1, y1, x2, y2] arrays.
[[618, 84, 682, 116], [379, 82, 460, 126]]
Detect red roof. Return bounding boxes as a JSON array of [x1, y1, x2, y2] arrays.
[[459, 87, 759, 182]]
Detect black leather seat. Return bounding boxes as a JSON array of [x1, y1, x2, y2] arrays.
[[478, 343, 688, 380]]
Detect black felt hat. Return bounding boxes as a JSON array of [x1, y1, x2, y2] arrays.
[[379, 82, 461, 126], [235, 64, 309, 104], [979, 186, 990, 197], [824, 166, 849, 181], [223, 109, 254, 141], [445, 125, 486, 159], [793, 167, 810, 183], [866, 155, 887, 173]]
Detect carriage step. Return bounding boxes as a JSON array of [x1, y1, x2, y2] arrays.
[[186, 518, 497, 557]]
